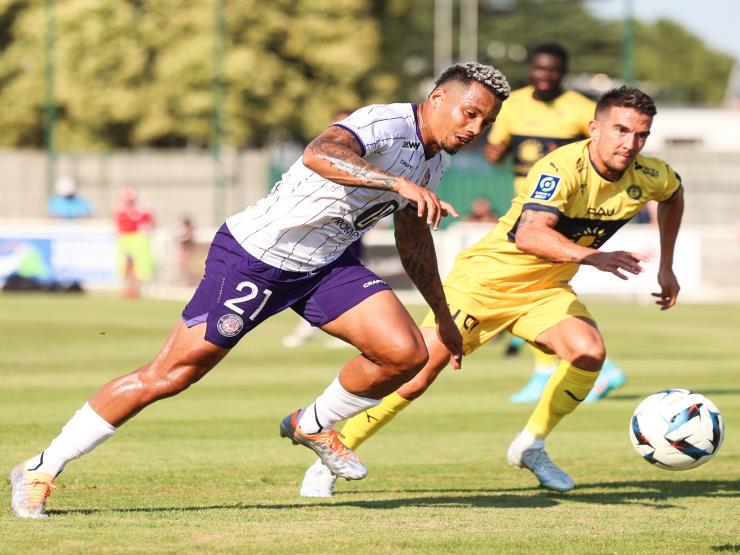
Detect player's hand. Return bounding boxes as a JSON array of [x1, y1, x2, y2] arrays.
[[652, 267, 680, 310], [582, 250, 649, 280], [436, 311, 463, 370], [396, 178, 457, 231]]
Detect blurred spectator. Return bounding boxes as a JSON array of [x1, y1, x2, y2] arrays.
[[46, 176, 92, 219], [175, 216, 199, 286], [114, 187, 154, 299], [463, 196, 498, 224]]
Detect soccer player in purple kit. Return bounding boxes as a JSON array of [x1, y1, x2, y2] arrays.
[[9, 62, 512, 518]]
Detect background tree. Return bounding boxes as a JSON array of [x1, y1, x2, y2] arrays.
[[0, 0, 734, 149]]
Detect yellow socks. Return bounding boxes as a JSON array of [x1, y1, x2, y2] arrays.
[[525, 360, 598, 438], [340, 392, 411, 450]]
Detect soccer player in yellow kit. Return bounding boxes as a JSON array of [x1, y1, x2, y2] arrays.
[[485, 42, 625, 404], [300, 86, 684, 496]]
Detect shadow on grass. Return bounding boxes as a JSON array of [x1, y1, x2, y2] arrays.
[[47, 479, 738, 516], [48, 493, 557, 516], [564, 479, 740, 509]]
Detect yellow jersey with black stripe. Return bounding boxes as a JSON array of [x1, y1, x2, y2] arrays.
[[488, 85, 595, 177], [452, 139, 682, 292]]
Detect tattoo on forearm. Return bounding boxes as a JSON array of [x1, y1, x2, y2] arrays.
[[395, 214, 446, 312], [308, 134, 397, 191]]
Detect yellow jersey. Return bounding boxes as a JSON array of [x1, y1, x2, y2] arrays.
[[453, 139, 682, 292], [488, 85, 595, 177]]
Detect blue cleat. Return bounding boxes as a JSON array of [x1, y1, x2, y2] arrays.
[[584, 361, 627, 403], [509, 372, 553, 403]]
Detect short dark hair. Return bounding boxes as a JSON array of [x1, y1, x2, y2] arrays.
[[434, 62, 511, 102], [529, 43, 569, 69], [596, 86, 657, 117]]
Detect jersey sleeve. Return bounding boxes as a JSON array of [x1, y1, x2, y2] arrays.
[[654, 162, 682, 202], [333, 105, 410, 158], [520, 156, 578, 215]]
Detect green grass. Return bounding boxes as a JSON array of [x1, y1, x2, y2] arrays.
[[1, 294, 738, 554]]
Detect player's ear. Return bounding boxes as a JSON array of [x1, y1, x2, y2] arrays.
[[429, 86, 446, 107], [588, 119, 599, 140]]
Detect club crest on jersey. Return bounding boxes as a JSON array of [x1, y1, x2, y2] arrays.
[[627, 185, 642, 199], [420, 168, 431, 188], [530, 174, 561, 201], [217, 313, 243, 337]]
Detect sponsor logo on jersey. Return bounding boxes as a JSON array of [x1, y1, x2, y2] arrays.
[[627, 185, 642, 200], [530, 174, 561, 201], [363, 279, 387, 288], [400, 159, 414, 170], [403, 140, 420, 149], [587, 206, 616, 217], [354, 200, 399, 230], [420, 168, 431, 188], [634, 162, 659, 178], [331, 216, 362, 239], [217, 313, 243, 337]]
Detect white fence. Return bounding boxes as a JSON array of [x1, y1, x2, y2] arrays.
[[2, 219, 738, 303]]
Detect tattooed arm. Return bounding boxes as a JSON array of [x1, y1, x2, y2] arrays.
[[303, 126, 455, 229], [394, 206, 462, 368], [515, 209, 648, 280]]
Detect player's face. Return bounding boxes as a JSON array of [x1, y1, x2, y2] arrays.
[[528, 53, 565, 100], [589, 106, 652, 176], [429, 82, 502, 155]]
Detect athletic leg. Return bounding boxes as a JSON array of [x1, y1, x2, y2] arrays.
[[299, 325, 453, 497], [10, 319, 228, 518], [508, 316, 605, 492]]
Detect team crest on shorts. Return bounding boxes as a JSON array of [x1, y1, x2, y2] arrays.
[[217, 313, 244, 337], [530, 174, 561, 201]]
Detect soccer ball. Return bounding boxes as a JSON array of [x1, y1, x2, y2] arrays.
[[629, 389, 724, 470]]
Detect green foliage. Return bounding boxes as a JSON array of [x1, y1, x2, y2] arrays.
[[0, 0, 385, 149], [635, 19, 735, 105], [0, 0, 734, 149]]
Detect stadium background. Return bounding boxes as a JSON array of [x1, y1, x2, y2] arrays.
[[1, 0, 739, 302]]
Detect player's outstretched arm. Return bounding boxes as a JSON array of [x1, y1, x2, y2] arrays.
[[303, 126, 453, 229], [652, 186, 684, 310], [394, 207, 462, 369], [516, 209, 648, 279]]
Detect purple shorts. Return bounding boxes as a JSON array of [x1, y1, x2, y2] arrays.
[[182, 225, 391, 348]]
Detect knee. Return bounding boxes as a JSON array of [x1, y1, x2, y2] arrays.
[[375, 333, 429, 378], [569, 339, 606, 371]]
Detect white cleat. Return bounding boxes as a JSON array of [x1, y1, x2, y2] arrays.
[[9, 462, 56, 519], [300, 459, 337, 498], [507, 434, 574, 492], [280, 410, 367, 480]]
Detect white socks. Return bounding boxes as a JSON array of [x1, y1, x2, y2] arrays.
[[26, 402, 117, 477], [298, 378, 379, 434], [515, 428, 545, 450]]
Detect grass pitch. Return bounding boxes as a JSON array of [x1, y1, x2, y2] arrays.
[[1, 294, 738, 554]]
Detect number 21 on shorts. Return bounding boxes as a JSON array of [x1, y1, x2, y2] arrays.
[[224, 281, 273, 321]]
